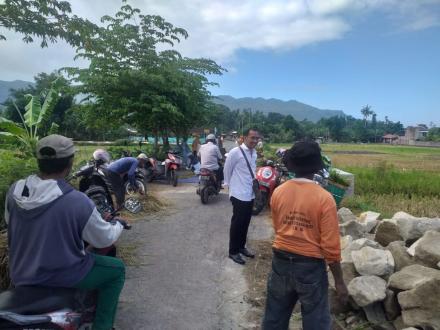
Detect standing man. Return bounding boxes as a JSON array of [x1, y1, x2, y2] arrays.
[[198, 134, 223, 187], [262, 140, 348, 330], [223, 128, 259, 265]]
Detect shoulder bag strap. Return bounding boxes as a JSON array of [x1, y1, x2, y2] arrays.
[[239, 147, 255, 179]]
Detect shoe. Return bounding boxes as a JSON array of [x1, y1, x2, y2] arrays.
[[229, 253, 245, 265], [239, 248, 255, 258]]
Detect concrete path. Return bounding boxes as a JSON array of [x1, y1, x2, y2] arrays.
[[115, 182, 272, 330]]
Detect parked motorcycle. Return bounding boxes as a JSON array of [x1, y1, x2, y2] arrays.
[[144, 151, 182, 187], [252, 160, 290, 215], [0, 204, 133, 329], [196, 168, 221, 204]]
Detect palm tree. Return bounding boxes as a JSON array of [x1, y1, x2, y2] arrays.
[[361, 105, 373, 127]]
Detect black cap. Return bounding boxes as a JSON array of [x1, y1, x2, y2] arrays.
[[283, 140, 324, 175]]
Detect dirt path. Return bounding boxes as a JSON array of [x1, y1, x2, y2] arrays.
[[115, 181, 273, 330]]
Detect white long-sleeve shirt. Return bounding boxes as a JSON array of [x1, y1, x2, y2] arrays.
[[223, 144, 257, 201]]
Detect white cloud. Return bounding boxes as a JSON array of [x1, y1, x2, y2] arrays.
[[0, 0, 439, 80]]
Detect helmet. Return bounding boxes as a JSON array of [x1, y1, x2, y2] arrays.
[[137, 153, 148, 160], [275, 148, 286, 158], [206, 134, 216, 141], [93, 149, 110, 163]]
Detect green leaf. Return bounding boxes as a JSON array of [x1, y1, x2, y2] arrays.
[[24, 94, 41, 128], [37, 78, 61, 126], [0, 117, 26, 136]]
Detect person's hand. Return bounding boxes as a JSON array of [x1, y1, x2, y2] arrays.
[[335, 281, 349, 305], [102, 212, 112, 221]]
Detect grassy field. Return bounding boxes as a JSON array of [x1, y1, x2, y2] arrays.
[[268, 143, 440, 218]]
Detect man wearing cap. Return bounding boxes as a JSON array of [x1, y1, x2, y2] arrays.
[[198, 134, 223, 186], [4, 134, 127, 330], [262, 140, 348, 330], [106, 154, 148, 209]]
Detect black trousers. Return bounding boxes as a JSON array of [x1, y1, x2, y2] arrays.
[[229, 196, 254, 254], [106, 170, 125, 207]]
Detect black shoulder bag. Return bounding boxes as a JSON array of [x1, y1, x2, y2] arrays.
[[239, 147, 261, 199]]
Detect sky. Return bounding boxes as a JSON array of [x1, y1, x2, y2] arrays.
[[1, 0, 439, 126]]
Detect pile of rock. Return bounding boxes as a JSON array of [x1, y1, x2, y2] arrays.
[[330, 208, 440, 330]]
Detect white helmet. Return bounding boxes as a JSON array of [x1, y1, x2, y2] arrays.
[[137, 153, 148, 160], [93, 149, 111, 163], [206, 134, 216, 141], [276, 148, 286, 158]]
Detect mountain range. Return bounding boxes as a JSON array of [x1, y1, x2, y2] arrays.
[[212, 95, 345, 122], [0, 80, 345, 121], [0, 80, 34, 104]]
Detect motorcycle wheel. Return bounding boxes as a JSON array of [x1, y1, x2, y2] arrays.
[[171, 170, 178, 187], [252, 191, 268, 215], [201, 186, 210, 204], [85, 185, 114, 214], [125, 179, 146, 195]]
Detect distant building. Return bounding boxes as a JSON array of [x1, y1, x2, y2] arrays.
[[382, 134, 399, 144], [398, 124, 429, 145]]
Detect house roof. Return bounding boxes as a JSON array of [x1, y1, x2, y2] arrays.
[[383, 134, 399, 139]]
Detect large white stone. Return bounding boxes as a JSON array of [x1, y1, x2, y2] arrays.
[[414, 230, 440, 268], [359, 211, 380, 232], [342, 238, 382, 263], [351, 246, 394, 276], [348, 275, 387, 307], [395, 216, 440, 242], [389, 264, 440, 291], [338, 207, 357, 223]]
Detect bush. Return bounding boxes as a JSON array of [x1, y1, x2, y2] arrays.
[[0, 150, 37, 229]]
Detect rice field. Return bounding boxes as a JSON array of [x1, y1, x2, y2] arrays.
[[268, 143, 440, 218]]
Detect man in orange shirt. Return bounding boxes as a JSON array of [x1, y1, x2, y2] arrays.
[[262, 140, 348, 330]]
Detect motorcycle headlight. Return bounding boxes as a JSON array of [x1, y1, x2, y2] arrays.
[[262, 168, 272, 179]]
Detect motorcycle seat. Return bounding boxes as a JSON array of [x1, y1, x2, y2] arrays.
[[0, 286, 77, 315]]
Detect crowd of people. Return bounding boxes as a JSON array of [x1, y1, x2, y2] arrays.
[[4, 129, 348, 330]]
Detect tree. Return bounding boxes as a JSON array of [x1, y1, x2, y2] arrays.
[[64, 4, 224, 144], [360, 105, 373, 127], [0, 0, 97, 47]]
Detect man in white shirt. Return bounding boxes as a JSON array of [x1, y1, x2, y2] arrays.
[[198, 134, 223, 185], [223, 128, 259, 265]]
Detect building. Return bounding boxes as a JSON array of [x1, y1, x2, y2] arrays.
[[382, 134, 399, 144], [398, 124, 429, 145]]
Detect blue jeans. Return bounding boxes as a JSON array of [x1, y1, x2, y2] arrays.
[[262, 250, 331, 330]]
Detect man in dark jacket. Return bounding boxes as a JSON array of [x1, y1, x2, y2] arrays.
[[5, 134, 126, 330]]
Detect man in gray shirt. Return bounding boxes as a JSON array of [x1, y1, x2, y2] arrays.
[[198, 134, 223, 185]]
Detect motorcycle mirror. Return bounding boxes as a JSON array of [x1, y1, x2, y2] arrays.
[[124, 197, 143, 214]]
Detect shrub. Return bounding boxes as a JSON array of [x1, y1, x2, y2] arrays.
[[0, 150, 37, 229]]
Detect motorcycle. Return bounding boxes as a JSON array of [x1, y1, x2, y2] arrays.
[[0, 204, 134, 329], [252, 160, 290, 215], [196, 168, 221, 204], [144, 151, 182, 187], [71, 160, 143, 214]]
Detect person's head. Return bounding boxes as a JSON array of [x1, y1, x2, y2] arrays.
[[93, 149, 111, 165], [243, 128, 259, 149], [137, 153, 149, 167], [206, 134, 216, 144], [36, 134, 75, 177], [283, 140, 325, 178]]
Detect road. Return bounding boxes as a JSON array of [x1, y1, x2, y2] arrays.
[[115, 139, 273, 330]]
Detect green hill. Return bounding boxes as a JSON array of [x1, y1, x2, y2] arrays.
[[213, 95, 345, 122], [0, 80, 34, 104]]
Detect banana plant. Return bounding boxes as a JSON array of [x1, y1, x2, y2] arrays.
[[0, 78, 62, 155]]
